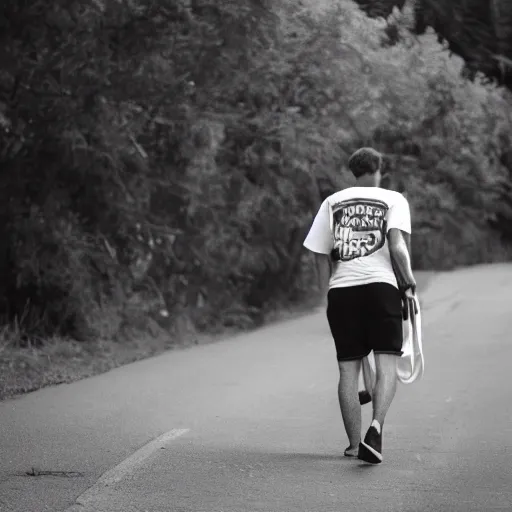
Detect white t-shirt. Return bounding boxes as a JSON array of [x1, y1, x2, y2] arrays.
[[303, 187, 411, 289]]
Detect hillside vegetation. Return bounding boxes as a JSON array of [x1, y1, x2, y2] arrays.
[[1, 0, 511, 398], [351, 0, 512, 90]]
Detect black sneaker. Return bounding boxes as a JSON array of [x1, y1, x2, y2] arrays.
[[358, 390, 372, 405], [358, 424, 383, 464]]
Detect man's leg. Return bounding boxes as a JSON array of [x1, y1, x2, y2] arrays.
[[358, 353, 399, 463], [358, 283, 403, 464], [338, 358, 362, 456], [326, 286, 367, 456], [360, 355, 375, 404], [372, 353, 399, 426]]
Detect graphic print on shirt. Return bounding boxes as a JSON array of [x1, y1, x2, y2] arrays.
[[330, 198, 388, 262]]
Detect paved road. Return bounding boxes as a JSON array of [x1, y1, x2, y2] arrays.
[[1, 265, 511, 512]]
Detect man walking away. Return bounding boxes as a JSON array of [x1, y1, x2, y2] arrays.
[[303, 147, 416, 464]]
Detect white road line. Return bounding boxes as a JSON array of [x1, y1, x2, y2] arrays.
[[96, 428, 189, 487], [65, 428, 189, 511]]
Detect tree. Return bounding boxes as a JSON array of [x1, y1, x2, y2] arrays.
[[1, 0, 511, 343], [351, 0, 512, 90]]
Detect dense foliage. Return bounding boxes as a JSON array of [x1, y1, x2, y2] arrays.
[[351, 0, 512, 89], [1, 0, 511, 342]]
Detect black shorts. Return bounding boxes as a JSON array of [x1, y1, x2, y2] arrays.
[[326, 283, 403, 362]]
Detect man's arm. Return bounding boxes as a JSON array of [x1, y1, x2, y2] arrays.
[[402, 231, 411, 258], [314, 253, 333, 295], [388, 228, 416, 292], [303, 199, 335, 294]]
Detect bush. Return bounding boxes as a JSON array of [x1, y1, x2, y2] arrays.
[[0, 0, 511, 343]]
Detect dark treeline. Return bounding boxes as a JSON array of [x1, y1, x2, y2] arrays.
[[1, 0, 512, 344]]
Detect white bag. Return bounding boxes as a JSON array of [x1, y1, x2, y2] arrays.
[[396, 295, 424, 384]]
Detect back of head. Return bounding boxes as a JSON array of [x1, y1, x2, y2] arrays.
[[348, 147, 382, 179]]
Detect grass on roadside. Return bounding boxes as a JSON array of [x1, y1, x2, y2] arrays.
[[0, 292, 325, 402], [0, 327, 173, 402]]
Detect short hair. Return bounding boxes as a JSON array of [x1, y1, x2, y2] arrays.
[[348, 147, 382, 178]]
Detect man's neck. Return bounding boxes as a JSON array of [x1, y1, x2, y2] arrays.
[[355, 176, 379, 187]]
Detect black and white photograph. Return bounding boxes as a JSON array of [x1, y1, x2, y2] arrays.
[[1, 0, 512, 511]]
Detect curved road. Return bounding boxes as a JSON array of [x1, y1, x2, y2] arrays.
[[1, 265, 512, 511]]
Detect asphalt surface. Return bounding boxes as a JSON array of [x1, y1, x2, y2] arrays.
[[1, 265, 512, 512]]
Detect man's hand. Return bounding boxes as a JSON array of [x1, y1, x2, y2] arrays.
[[401, 286, 418, 321]]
